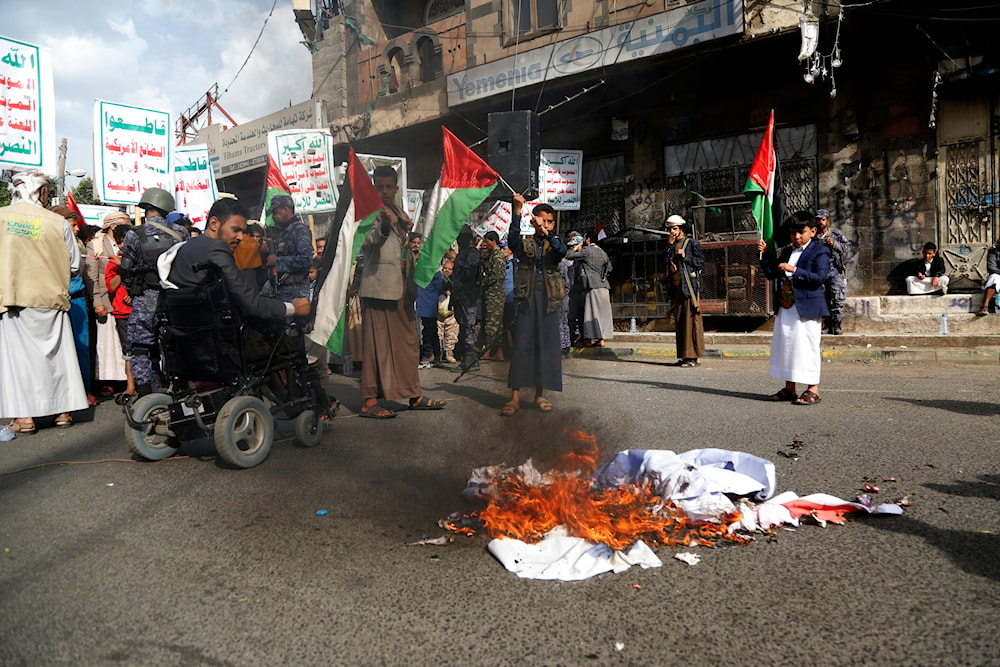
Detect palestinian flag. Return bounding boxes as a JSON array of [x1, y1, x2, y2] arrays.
[[413, 126, 500, 288], [743, 110, 788, 255], [308, 148, 382, 355], [263, 154, 292, 227]]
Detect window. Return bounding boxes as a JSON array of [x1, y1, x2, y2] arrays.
[[510, 0, 559, 38], [425, 0, 464, 24], [416, 36, 442, 83], [386, 47, 405, 95]]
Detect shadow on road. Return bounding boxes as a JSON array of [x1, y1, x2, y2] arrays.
[[564, 370, 765, 402], [884, 396, 1000, 417]]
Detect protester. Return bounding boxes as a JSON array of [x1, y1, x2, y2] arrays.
[[566, 230, 614, 347], [452, 228, 482, 371], [52, 208, 94, 405], [480, 230, 507, 360], [904, 242, 950, 295], [815, 209, 850, 334], [235, 221, 268, 290], [437, 259, 459, 364], [265, 195, 313, 303], [120, 187, 189, 395], [416, 259, 444, 368], [758, 210, 831, 406], [358, 165, 445, 418], [0, 171, 89, 433], [501, 242, 516, 358], [502, 194, 567, 416], [664, 214, 704, 367], [315, 237, 327, 257], [560, 232, 581, 356], [89, 212, 130, 393], [105, 223, 137, 396], [977, 240, 1000, 315]]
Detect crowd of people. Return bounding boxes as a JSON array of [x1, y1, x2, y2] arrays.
[[1, 164, 878, 436]]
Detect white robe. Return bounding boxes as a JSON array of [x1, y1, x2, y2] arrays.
[[0, 220, 89, 418], [768, 244, 822, 385]]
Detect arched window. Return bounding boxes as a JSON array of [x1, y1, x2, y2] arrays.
[[417, 36, 441, 83], [425, 0, 463, 24], [386, 47, 404, 94]]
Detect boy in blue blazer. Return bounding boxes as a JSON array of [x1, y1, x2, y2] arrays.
[[758, 210, 831, 406]]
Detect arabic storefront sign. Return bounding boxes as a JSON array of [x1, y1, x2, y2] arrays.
[[93, 100, 171, 205], [0, 35, 55, 173], [267, 129, 338, 213], [447, 0, 743, 107], [199, 99, 320, 177], [173, 144, 218, 228], [539, 150, 582, 211]]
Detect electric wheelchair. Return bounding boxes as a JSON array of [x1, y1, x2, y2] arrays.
[[119, 265, 338, 469]]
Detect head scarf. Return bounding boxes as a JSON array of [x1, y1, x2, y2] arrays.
[[102, 211, 131, 228], [11, 170, 50, 206]]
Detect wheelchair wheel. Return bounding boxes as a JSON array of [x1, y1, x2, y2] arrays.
[[214, 395, 273, 469], [125, 393, 178, 461], [293, 410, 323, 448]]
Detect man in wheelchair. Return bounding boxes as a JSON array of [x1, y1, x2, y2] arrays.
[[121, 198, 336, 468]]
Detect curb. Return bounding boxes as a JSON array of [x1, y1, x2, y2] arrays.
[[572, 344, 1000, 365]]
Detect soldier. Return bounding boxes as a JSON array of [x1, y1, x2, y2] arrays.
[[120, 187, 189, 395], [815, 209, 850, 335], [264, 195, 313, 304]]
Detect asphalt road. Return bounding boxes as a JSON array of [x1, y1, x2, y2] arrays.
[[2, 356, 999, 666]]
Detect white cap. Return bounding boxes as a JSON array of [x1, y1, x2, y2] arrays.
[[666, 214, 686, 227]]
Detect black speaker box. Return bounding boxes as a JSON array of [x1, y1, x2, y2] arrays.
[[488, 111, 539, 200]]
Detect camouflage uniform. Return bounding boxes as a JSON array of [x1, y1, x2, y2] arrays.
[[481, 246, 507, 350], [121, 215, 190, 392], [272, 216, 313, 302], [819, 227, 850, 334]]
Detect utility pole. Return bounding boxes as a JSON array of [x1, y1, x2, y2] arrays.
[[56, 137, 67, 205]]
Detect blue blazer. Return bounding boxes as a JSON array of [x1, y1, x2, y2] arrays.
[[761, 240, 832, 319]]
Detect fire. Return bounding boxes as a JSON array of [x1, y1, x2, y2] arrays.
[[447, 430, 748, 551]]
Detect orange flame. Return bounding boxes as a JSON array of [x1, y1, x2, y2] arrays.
[[448, 431, 748, 551]]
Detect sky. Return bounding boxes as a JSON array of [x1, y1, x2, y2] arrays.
[[1, 0, 314, 187]]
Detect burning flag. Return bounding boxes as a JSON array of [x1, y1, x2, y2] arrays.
[[308, 148, 383, 354], [413, 127, 500, 288], [263, 154, 293, 228], [743, 109, 788, 256]]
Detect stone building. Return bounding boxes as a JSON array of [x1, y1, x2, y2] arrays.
[[295, 0, 999, 307]]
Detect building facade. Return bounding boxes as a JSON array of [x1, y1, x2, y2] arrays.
[[299, 0, 1000, 299]]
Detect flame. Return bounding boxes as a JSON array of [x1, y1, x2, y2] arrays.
[[447, 431, 748, 551]]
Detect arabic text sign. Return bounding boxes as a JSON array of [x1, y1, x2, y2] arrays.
[[447, 0, 743, 106], [200, 99, 319, 176], [0, 35, 55, 173], [173, 144, 217, 228], [268, 129, 338, 213], [539, 150, 582, 211], [93, 100, 172, 205], [473, 200, 536, 240]]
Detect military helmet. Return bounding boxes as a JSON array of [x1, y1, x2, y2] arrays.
[[137, 187, 175, 213]]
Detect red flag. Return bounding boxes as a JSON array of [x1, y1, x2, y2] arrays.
[[66, 191, 85, 230], [265, 154, 292, 192], [596, 219, 607, 241]]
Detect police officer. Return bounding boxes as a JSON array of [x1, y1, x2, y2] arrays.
[[816, 209, 850, 335], [265, 195, 313, 304], [120, 187, 189, 395]]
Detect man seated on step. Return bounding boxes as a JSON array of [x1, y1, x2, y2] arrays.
[[904, 242, 950, 296]]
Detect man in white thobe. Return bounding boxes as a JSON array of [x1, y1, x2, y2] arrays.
[[0, 171, 89, 434]]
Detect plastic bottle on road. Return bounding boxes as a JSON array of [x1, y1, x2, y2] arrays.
[[939, 313, 948, 335], [629, 316, 637, 333], [0, 425, 14, 441]]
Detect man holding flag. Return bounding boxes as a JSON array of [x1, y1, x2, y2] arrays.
[[356, 165, 445, 418]]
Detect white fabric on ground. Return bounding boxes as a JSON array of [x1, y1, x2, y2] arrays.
[[488, 526, 662, 580], [769, 302, 822, 385]]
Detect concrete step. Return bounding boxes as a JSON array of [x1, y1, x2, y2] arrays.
[[842, 294, 1000, 334]]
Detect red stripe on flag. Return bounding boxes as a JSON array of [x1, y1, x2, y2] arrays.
[[747, 110, 776, 193], [348, 148, 383, 221], [440, 126, 499, 190], [266, 154, 292, 193]]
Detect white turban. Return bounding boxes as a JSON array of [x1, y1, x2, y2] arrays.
[[11, 170, 50, 206]]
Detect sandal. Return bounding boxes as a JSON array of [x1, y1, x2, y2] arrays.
[[55, 414, 73, 428], [535, 397, 553, 412], [678, 359, 701, 367], [500, 401, 519, 417], [977, 308, 988, 316], [793, 390, 822, 406], [767, 388, 797, 402], [358, 406, 395, 419], [409, 396, 446, 410], [7, 420, 37, 435]]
